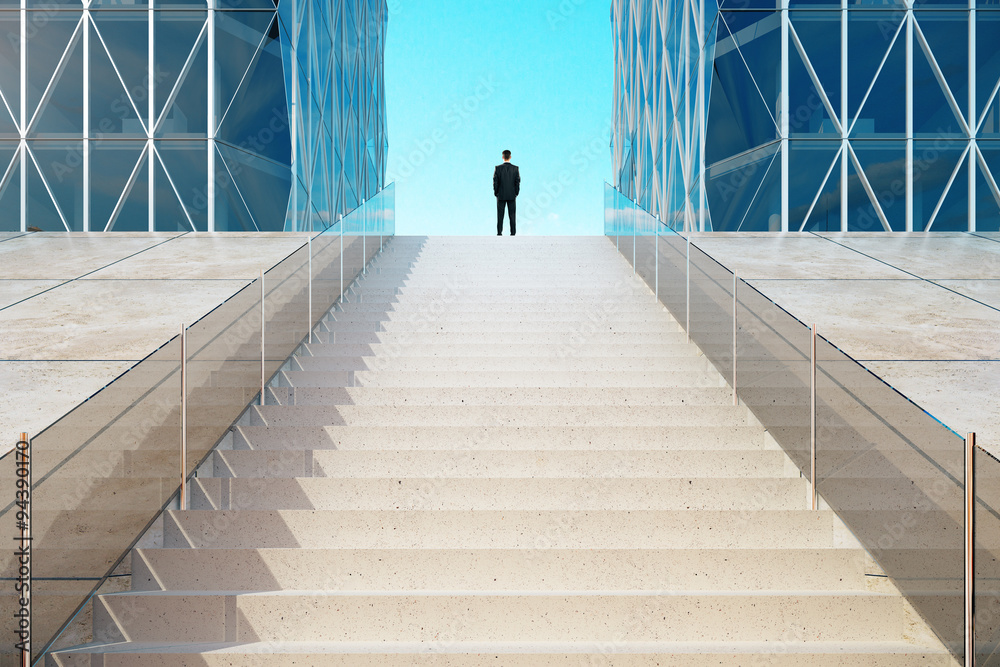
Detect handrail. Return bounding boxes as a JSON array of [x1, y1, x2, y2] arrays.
[[2, 183, 395, 664], [605, 182, 994, 664]]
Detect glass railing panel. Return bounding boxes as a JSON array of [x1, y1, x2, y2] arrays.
[[687, 242, 735, 388], [976, 445, 1000, 665], [185, 279, 264, 477], [0, 336, 183, 660], [734, 280, 813, 475], [815, 336, 965, 654], [263, 244, 311, 381], [310, 222, 345, 333], [655, 225, 687, 324]]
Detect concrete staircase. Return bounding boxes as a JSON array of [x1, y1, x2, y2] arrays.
[[49, 237, 958, 665]]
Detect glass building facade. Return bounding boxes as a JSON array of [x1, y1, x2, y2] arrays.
[[0, 0, 387, 232], [612, 0, 1000, 232]]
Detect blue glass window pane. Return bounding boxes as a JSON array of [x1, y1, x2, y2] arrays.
[[0, 12, 20, 125], [213, 143, 256, 231], [977, 13, 1000, 132], [912, 141, 966, 229], [153, 152, 194, 232], [26, 12, 81, 123], [218, 0, 276, 8], [0, 151, 18, 231], [27, 142, 74, 232], [90, 0, 147, 7], [913, 33, 966, 136], [89, 19, 146, 138], [30, 141, 85, 229], [927, 158, 968, 231], [856, 140, 906, 230], [108, 150, 148, 231], [914, 0, 966, 7], [791, 12, 840, 117], [214, 11, 275, 133], [156, 140, 207, 230], [788, 29, 838, 137], [849, 14, 905, 138], [706, 142, 779, 232], [153, 11, 207, 121], [217, 18, 290, 166], [158, 0, 207, 8], [706, 12, 780, 163], [916, 12, 969, 114], [217, 143, 291, 231], [791, 140, 842, 232], [90, 139, 145, 231], [0, 142, 18, 223], [974, 150, 1000, 231], [90, 12, 149, 127], [155, 35, 207, 137], [31, 33, 83, 137]]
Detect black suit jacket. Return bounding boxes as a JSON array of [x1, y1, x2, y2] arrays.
[[493, 162, 520, 200]]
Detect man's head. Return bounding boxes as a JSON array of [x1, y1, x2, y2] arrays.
[[502, 150, 511, 162]]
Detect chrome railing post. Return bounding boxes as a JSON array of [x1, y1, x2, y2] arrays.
[[966, 432, 976, 665], [307, 236, 313, 345], [732, 271, 738, 407], [339, 214, 344, 309], [362, 198, 367, 275], [654, 217, 659, 301], [260, 268, 265, 406], [811, 324, 817, 511], [180, 323, 187, 511], [685, 235, 691, 343], [632, 198, 637, 275]]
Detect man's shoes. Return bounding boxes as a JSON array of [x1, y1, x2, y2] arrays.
[[497, 233, 502, 236]]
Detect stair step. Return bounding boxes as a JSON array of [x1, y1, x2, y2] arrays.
[[47, 642, 958, 666], [162, 509, 844, 549], [289, 356, 712, 373], [211, 449, 793, 479], [279, 370, 728, 388], [265, 385, 736, 406], [248, 404, 751, 428], [232, 425, 767, 451], [87, 591, 909, 644], [188, 477, 808, 511], [130, 547, 871, 592]]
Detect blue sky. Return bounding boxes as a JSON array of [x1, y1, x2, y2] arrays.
[[384, 0, 614, 236]]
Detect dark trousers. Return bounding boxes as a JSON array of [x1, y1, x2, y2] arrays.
[[497, 199, 516, 235]]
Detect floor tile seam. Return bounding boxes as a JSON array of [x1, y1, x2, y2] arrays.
[[0, 232, 28, 244], [806, 232, 1000, 315], [0, 232, 191, 313]]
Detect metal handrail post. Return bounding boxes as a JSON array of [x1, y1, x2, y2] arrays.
[[362, 198, 367, 275], [811, 324, 817, 511], [180, 324, 187, 511], [339, 214, 344, 308], [632, 198, 637, 274], [260, 269, 265, 406], [732, 271, 738, 406], [307, 237, 313, 345], [685, 236, 691, 343], [655, 217, 659, 301], [966, 432, 976, 665]]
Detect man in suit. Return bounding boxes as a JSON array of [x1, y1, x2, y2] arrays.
[[493, 150, 520, 236]]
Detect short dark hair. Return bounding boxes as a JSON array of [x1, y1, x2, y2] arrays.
[[502, 150, 511, 160]]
